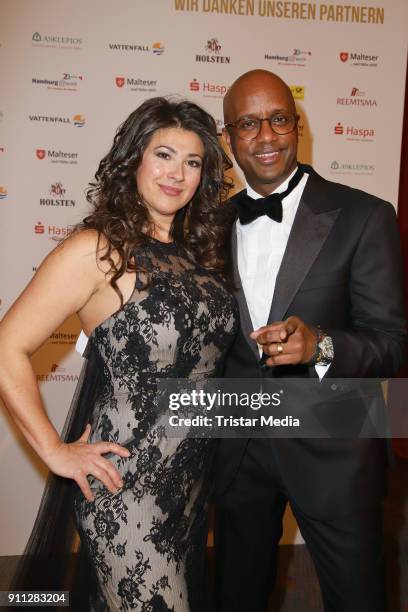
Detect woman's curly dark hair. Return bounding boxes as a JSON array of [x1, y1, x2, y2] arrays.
[[79, 96, 234, 302]]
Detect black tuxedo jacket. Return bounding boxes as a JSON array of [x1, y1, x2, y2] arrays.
[[216, 164, 406, 519]]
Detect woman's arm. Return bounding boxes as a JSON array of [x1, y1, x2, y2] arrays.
[[0, 230, 130, 501]]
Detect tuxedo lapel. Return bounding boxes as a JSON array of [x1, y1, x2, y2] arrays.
[[268, 167, 340, 324], [231, 219, 260, 360]]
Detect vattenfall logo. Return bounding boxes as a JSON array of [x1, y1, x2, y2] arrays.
[[265, 48, 311, 67], [336, 87, 377, 107], [108, 41, 164, 55], [29, 114, 86, 127], [0, 186, 8, 200], [196, 38, 230, 64], [39, 182, 76, 208], [35, 148, 79, 164], [339, 51, 378, 67], [32, 31, 82, 49], [115, 77, 158, 92]]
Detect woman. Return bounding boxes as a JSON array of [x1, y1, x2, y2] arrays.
[[0, 97, 238, 610]]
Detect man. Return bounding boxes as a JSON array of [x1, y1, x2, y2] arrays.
[[215, 69, 406, 612]]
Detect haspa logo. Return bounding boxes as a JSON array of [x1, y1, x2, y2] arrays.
[[35, 148, 79, 164], [265, 48, 311, 67], [31, 31, 82, 50], [189, 78, 228, 98], [196, 38, 230, 64], [0, 186, 7, 200], [337, 88, 377, 107], [108, 41, 164, 55], [114, 76, 158, 92], [330, 160, 375, 176], [289, 85, 305, 100], [73, 114, 85, 127], [34, 222, 74, 239], [37, 363, 79, 382], [32, 73, 83, 91], [334, 122, 375, 142], [339, 51, 378, 67], [39, 182, 76, 207]]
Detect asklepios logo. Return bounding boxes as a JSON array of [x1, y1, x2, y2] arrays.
[[0, 186, 7, 200], [334, 122, 375, 142], [189, 78, 228, 98], [37, 363, 79, 382], [35, 148, 79, 164], [196, 38, 230, 64], [114, 76, 158, 92], [32, 73, 83, 91], [28, 114, 85, 127], [337, 88, 377, 107], [39, 182, 76, 208], [32, 31, 82, 50], [330, 160, 375, 176], [289, 86, 305, 100], [339, 51, 378, 67], [34, 222, 74, 240], [265, 48, 311, 67], [108, 41, 165, 55]]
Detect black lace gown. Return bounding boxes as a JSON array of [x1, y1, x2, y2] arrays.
[[72, 238, 238, 611]]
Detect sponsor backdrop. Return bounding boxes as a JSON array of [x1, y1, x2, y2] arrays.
[[0, 0, 407, 555]]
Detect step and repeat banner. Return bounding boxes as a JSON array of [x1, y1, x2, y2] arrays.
[[0, 0, 407, 554]]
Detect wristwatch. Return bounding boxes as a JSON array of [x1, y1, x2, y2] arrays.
[[308, 328, 334, 366]]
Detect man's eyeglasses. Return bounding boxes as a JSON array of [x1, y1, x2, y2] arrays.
[[224, 112, 300, 141]]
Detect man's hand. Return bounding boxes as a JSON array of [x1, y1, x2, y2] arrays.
[[250, 316, 317, 367]]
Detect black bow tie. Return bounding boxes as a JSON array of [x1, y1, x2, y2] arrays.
[[236, 166, 304, 225]]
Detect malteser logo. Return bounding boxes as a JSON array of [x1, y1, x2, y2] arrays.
[[337, 88, 377, 107], [339, 51, 378, 67], [265, 48, 311, 67], [39, 182, 76, 207], [0, 186, 7, 200], [115, 76, 158, 92], [35, 148, 79, 165], [289, 86, 305, 100], [196, 38, 230, 64], [189, 78, 228, 98], [330, 160, 375, 176], [334, 123, 375, 141], [32, 31, 82, 50]]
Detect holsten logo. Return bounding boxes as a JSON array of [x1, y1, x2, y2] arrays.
[[265, 48, 311, 67], [29, 114, 85, 127], [115, 76, 158, 92], [0, 186, 7, 200], [196, 38, 230, 64], [289, 85, 304, 100], [39, 182, 76, 208], [36, 148, 79, 164], [330, 160, 375, 175], [32, 73, 83, 91], [34, 222, 74, 239], [32, 31, 82, 49], [37, 363, 79, 382], [334, 122, 375, 141], [337, 88, 377, 107], [339, 51, 378, 67], [189, 78, 228, 97], [108, 41, 164, 55]]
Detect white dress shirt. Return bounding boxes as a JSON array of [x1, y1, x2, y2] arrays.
[[236, 167, 329, 378]]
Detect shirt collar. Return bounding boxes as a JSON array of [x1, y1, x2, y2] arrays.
[[245, 165, 299, 200]]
